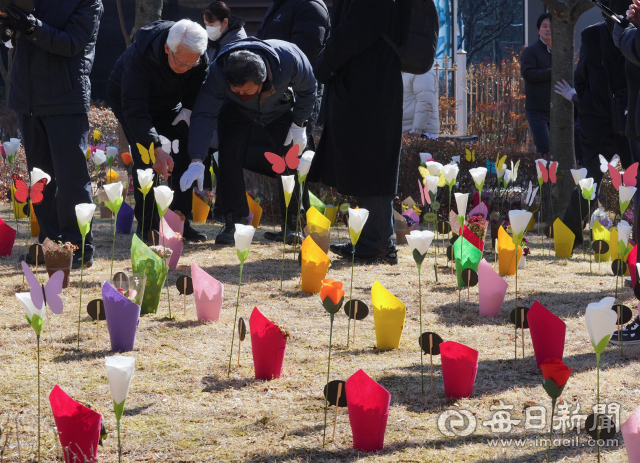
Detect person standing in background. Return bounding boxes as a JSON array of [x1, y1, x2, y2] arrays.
[[402, 70, 439, 139]]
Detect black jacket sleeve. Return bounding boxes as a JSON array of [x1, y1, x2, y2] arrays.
[[575, 40, 588, 99], [520, 45, 551, 83], [27, 0, 102, 57], [289, 0, 328, 63], [120, 58, 159, 149], [614, 23, 640, 67]]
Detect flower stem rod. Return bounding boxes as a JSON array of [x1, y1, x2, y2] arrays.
[[37, 334, 40, 463], [228, 263, 244, 377], [346, 251, 355, 348], [111, 214, 116, 278], [322, 314, 334, 448], [280, 208, 288, 290], [418, 264, 424, 394], [547, 397, 556, 463], [117, 418, 122, 463], [161, 221, 171, 318], [515, 255, 518, 361], [77, 236, 85, 350], [597, 352, 601, 463]]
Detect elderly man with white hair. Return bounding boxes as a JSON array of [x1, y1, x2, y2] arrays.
[[108, 19, 210, 243]]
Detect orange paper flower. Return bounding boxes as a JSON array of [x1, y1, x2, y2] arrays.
[[121, 152, 133, 166], [541, 358, 573, 388], [320, 279, 345, 307]]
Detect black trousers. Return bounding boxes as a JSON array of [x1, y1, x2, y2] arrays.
[[108, 83, 193, 234], [217, 104, 307, 222], [17, 112, 94, 254]]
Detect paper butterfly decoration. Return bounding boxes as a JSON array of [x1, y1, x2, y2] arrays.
[[485, 158, 496, 174], [264, 145, 300, 174], [537, 160, 558, 183], [417, 179, 428, 205], [13, 174, 47, 205], [136, 142, 156, 165], [465, 147, 475, 162], [511, 159, 520, 183], [21, 261, 64, 314], [524, 181, 539, 206], [450, 155, 461, 165], [159, 135, 179, 155], [599, 154, 620, 173], [89, 144, 106, 156], [495, 154, 507, 172], [608, 162, 638, 190]]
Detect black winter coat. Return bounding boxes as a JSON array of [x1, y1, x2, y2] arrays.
[[575, 23, 627, 141], [8, 0, 103, 116], [206, 15, 247, 63], [256, 0, 329, 63], [613, 23, 640, 140], [309, 0, 408, 197], [108, 21, 209, 149], [521, 39, 552, 113]]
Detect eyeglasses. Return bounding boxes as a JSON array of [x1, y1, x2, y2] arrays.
[[169, 49, 200, 69]]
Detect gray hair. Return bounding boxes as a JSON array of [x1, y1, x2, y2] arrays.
[[224, 50, 267, 86], [167, 19, 208, 55]]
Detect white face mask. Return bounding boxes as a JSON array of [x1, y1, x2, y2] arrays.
[[206, 25, 222, 41]]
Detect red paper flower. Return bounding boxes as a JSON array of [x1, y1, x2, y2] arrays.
[[541, 358, 573, 388]]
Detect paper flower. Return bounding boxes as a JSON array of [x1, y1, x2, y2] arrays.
[[502, 169, 513, 188], [234, 223, 255, 262], [105, 355, 135, 421], [497, 164, 507, 179], [454, 193, 468, 227], [585, 297, 617, 353], [281, 175, 295, 207], [509, 209, 532, 244], [93, 149, 106, 166], [297, 151, 314, 182], [535, 158, 547, 182], [75, 203, 95, 234], [104, 182, 123, 205], [30, 168, 51, 186], [106, 146, 118, 164], [619, 186, 637, 215], [425, 161, 443, 177], [424, 175, 439, 196], [579, 177, 594, 200], [469, 167, 487, 191], [406, 230, 434, 265], [348, 208, 369, 245], [440, 341, 479, 399], [153, 185, 173, 216], [320, 279, 345, 314], [570, 168, 588, 185], [17, 293, 45, 335], [443, 164, 459, 186], [541, 358, 573, 394], [93, 130, 102, 142], [419, 152, 433, 164], [137, 168, 154, 195], [3, 140, 19, 160], [121, 152, 133, 166]]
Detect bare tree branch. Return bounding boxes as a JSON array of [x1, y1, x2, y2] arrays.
[[116, 0, 131, 47]]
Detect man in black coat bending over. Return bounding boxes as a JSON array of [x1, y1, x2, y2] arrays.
[[108, 19, 209, 242], [255, 0, 329, 244], [3, 0, 102, 268]]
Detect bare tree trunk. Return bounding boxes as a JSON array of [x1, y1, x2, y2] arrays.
[[132, 0, 163, 39]]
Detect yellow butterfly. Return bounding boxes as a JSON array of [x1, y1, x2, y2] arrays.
[[418, 166, 429, 184], [465, 147, 475, 162], [495, 154, 507, 172], [512, 159, 520, 183], [136, 142, 155, 165]]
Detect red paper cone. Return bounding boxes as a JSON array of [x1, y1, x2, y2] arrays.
[[527, 301, 566, 368], [440, 341, 479, 398], [0, 217, 16, 257], [346, 369, 390, 452], [49, 385, 102, 463], [629, 245, 637, 288], [249, 307, 287, 380], [461, 225, 485, 251]]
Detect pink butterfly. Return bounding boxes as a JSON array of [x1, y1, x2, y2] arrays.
[[537, 160, 558, 183], [90, 144, 106, 156], [264, 145, 300, 174], [608, 162, 638, 190], [21, 261, 64, 314], [418, 179, 430, 205]]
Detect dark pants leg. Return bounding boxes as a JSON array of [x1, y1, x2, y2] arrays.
[[629, 139, 640, 240], [526, 110, 550, 155], [17, 112, 94, 254], [356, 195, 395, 254]]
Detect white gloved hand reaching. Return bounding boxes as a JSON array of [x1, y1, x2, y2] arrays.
[[172, 108, 192, 127], [554, 80, 577, 102], [180, 161, 205, 192], [284, 122, 307, 154]]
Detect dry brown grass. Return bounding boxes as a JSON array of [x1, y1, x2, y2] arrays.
[[0, 204, 639, 462]]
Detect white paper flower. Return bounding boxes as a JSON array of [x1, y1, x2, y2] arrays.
[[443, 164, 459, 185], [348, 208, 369, 235], [425, 161, 443, 177], [153, 186, 174, 215], [16, 292, 46, 335], [419, 153, 433, 164], [406, 230, 435, 255], [497, 164, 507, 179], [503, 169, 513, 186], [30, 168, 51, 186], [509, 209, 533, 237], [454, 193, 468, 217], [105, 355, 135, 405], [469, 167, 488, 190], [213, 151, 219, 165], [104, 182, 123, 203], [620, 186, 636, 204], [297, 151, 314, 179], [570, 168, 588, 186], [535, 158, 548, 179], [585, 297, 617, 352], [3, 141, 19, 158], [93, 149, 106, 166], [106, 146, 118, 164], [281, 175, 295, 195], [618, 220, 632, 247], [75, 203, 96, 227], [579, 177, 594, 193], [424, 175, 439, 194], [450, 155, 461, 165], [137, 168, 154, 195], [234, 223, 255, 253]]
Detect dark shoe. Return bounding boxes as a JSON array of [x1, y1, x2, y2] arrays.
[[215, 214, 248, 245], [610, 317, 640, 345], [183, 223, 207, 242], [72, 253, 94, 269], [263, 230, 301, 244], [329, 242, 353, 257], [354, 247, 398, 265]]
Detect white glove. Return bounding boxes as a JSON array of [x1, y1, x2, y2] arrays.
[[180, 161, 205, 192], [284, 122, 307, 154], [554, 80, 577, 102], [172, 108, 192, 127]]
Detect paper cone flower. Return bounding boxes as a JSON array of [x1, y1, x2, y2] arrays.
[[116, 201, 134, 235], [348, 208, 369, 245], [443, 164, 459, 186], [468, 202, 488, 219], [281, 175, 295, 207], [553, 218, 574, 258], [131, 235, 167, 315], [0, 217, 16, 257], [630, 246, 638, 288], [102, 281, 141, 352], [455, 193, 468, 225], [153, 185, 173, 216], [16, 292, 45, 335], [478, 259, 508, 317], [159, 217, 183, 270], [425, 160, 443, 176], [234, 224, 255, 262], [249, 307, 287, 380], [246, 193, 263, 229], [324, 205, 337, 224], [105, 355, 135, 420], [620, 186, 637, 215], [509, 210, 532, 244], [297, 150, 314, 182], [49, 385, 102, 463], [621, 405, 640, 462], [106, 168, 120, 184], [345, 369, 390, 452], [454, 237, 483, 287], [440, 341, 479, 399], [585, 297, 617, 353], [592, 220, 611, 262], [461, 225, 484, 251], [75, 203, 95, 237], [30, 202, 39, 237], [192, 190, 210, 224], [502, 169, 513, 187], [304, 206, 331, 254], [191, 263, 224, 321], [11, 183, 27, 219], [104, 182, 124, 215], [371, 281, 406, 350], [579, 177, 595, 200], [570, 168, 587, 185], [163, 208, 185, 236], [469, 167, 487, 191], [619, 220, 633, 258], [527, 301, 566, 368], [498, 226, 522, 276], [406, 230, 435, 266], [300, 236, 330, 294]]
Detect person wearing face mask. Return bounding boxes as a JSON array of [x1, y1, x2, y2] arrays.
[[180, 38, 317, 245], [202, 2, 247, 63], [108, 19, 210, 242]]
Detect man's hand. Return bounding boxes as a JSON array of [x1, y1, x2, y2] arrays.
[[172, 108, 192, 127], [180, 161, 205, 192], [153, 147, 174, 180], [6, 6, 36, 34], [284, 122, 307, 155], [628, 0, 640, 27]]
